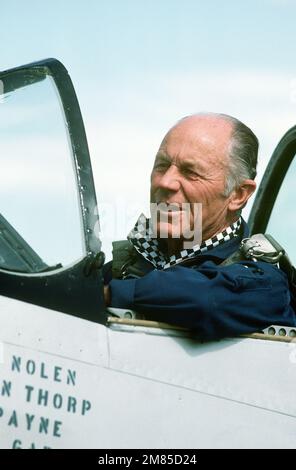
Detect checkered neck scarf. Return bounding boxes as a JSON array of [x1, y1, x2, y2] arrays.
[[127, 214, 242, 270]]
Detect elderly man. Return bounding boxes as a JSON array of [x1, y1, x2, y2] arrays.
[[103, 113, 295, 339]]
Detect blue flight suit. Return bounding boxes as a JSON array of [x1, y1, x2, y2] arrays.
[[103, 219, 296, 340]]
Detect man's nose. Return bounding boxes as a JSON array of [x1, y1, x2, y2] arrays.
[[157, 164, 181, 192]]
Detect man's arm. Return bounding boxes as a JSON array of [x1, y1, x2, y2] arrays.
[[104, 285, 111, 306], [106, 260, 295, 340]]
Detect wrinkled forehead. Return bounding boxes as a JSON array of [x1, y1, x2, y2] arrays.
[[158, 116, 234, 164]]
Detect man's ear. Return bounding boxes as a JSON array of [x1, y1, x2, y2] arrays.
[[228, 179, 257, 212]]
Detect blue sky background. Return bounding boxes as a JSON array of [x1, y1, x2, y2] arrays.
[[1, 0, 296, 260]]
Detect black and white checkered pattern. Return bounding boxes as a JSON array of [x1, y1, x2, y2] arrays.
[[128, 214, 242, 270]]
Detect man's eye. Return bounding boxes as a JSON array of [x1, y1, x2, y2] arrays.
[[182, 168, 199, 179]]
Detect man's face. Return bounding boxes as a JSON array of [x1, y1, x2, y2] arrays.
[[150, 115, 235, 245]]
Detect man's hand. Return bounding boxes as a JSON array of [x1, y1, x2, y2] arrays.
[[104, 285, 111, 306]]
